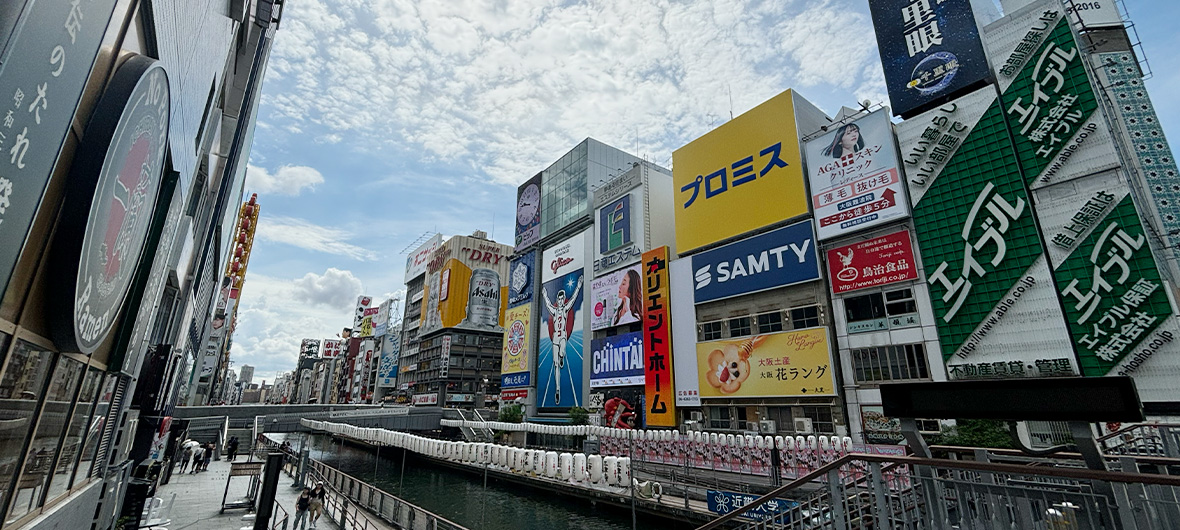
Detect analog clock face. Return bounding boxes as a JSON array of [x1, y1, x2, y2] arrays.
[[517, 184, 540, 225]]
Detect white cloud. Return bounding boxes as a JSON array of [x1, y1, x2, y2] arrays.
[[292, 268, 364, 309], [246, 164, 325, 195], [256, 216, 379, 261], [262, 0, 883, 186]]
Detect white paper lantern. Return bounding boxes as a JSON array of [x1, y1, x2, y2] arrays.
[[559, 453, 573, 480], [604, 456, 619, 486], [574, 453, 588, 482], [588, 455, 604, 483], [544, 451, 558, 478]]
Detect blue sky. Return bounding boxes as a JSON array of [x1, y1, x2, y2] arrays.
[[232, 0, 1180, 383]]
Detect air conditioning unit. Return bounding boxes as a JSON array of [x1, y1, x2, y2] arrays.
[[690, 411, 704, 422], [758, 420, 776, 434], [793, 418, 814, 434], [690, 422, 704, 432]]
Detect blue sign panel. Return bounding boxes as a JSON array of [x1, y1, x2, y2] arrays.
[[707, 490, 797, 522], [691, 221, 819, 304], [538, 270, 585, 409], [508, 250, 535, 308], [590, 331, 644, 388], [501, 371, 531, 389], [599, 195, 632, 253], [868, 0, 991, 118]]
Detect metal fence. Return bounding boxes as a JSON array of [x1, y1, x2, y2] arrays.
[[308, 459, 469, 530], [697, 453, 1180, 530], [1100, 424, 1180, 458]]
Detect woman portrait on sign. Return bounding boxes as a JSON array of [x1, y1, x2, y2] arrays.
[[821, 123, 864, 159], [613, 268, 643, 326]]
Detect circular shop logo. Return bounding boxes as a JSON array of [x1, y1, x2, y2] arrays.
[[908, 51, 960, 96], [507, 320, 526, 355]]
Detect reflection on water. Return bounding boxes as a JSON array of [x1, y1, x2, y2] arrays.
[[278, 434, 692, 530]]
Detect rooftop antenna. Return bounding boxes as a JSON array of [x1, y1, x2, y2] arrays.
[[728, 83, 734, 120], [491, 213, 496, 241]]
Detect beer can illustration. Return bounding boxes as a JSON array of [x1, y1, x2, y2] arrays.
[[462, 269, 502, 329]]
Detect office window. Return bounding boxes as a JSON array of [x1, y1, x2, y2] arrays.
[[699, 321, 722, 341], [846, 288, 917, 325], [728, 317, 752, 338], [885, 288, 917, 315], [790, 305, 820, 328], [757, 312, 783, 334], [801, 405, 836, 434], [850, 343, 930, 383]]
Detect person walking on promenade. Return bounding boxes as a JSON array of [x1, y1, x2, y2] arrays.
[[202, 442, 213, 471], [293, 488, 312, 530], [309, 482, 326, 529], [179, 446, 193, 474], [226, 436, 240, 461], [190, 445, 204, 474]]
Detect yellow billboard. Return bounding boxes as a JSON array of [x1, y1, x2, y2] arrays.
[[696, 327, 835, 398], [419, 259, 508, 334], [501, 305, 530, 375], [673, 89, 807, 253]]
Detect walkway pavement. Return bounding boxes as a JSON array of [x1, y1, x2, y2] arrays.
[[151, 458, 339, 530]]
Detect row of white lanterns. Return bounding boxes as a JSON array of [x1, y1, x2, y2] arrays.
[[303, 419, 635, 487]]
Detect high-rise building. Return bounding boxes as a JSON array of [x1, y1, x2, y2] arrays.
[[239, 364, 255, 386]]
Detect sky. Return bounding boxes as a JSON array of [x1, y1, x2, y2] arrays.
[[231, 0, 1180, 384]]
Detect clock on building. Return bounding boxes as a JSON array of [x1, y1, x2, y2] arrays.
[[517, 183, 540, 226]]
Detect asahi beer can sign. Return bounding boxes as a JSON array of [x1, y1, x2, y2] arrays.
[[462, 268, 502, 329]]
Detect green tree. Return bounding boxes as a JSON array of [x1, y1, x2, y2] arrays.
[[568, 406, 589, 425], [498, 404, 523, 423], [932, 419, 1014, 449]]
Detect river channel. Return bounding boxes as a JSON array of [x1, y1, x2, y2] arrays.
[[275, 433, 697, 530]]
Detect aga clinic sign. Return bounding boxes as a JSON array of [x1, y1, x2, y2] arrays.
[[48, 56, 170, 354], [590, 264, 643, 330], [691, 221, 819, 304], [805, 111, 909, 240], [827, 231, 918, 294]]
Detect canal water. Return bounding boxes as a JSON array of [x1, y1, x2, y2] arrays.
[[277, 433, 696, 530]]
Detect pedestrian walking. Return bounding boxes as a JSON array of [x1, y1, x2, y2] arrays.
[[202, 442, 213, 470], [190, 445, 204, 474], [226, 436, 240, 461], [179, 446, 193, 473], [309, 482, 326, 529], [293, 488, 312, 530]]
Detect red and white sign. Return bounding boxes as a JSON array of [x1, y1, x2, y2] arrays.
[[413, 393, 438, 405], [826, 230, 918, 294], [321, 339, 343, 358], [500, 388, 529, 401]]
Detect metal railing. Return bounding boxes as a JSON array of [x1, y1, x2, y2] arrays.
[[1099, 424, 1180, 458], [697, 452, 1180, 530], [307, 459, 469, 530]]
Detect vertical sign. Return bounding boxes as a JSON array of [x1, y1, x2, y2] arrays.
[[868, 0, 991, 118], [643, 247, 675, 427]]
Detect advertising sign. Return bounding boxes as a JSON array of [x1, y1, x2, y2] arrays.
[[691, 220, 819, 304], [508, 250, 535, 308], [861, 406, 903, 444], [404, 234, 442, 283], [868, 0, 991, 118], [590, 264, 643, 330], [669, 257, 701, 407], [590, 331, 645, 387], [377, 331, 401, 387], [538, 269, 585, 409], [413, 393, 438, 406], [374, 299, 392, 336], [359, 306, 379, 337], [696, 328, 836, 398], [0, 0, 120, 300], [501, 371, 530, 389], [515, 172, 542, 250], [353, 295, 373, 329], [827, 231, 918, 294], [542, 230, 587, 283], [49, 56, 170, 354], [299, 339, 321, 358], [1066, 1, 1123, 29], [594, 191, 645, 274], [420, 260, 508, 336], [642, 247, 676, 427], [501, 304, 531, 382], [500, 388, 529, 402], [805, 111, 909, 240], [673, 90, 808, 253], [707, 490, 796, 522], [322, 339, 342, 359]]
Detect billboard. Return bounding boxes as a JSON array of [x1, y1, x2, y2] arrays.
[[690, 220, 819, 304], [805, 111, 909, 240], [420, 260, 508, 336], [359, 306, 379, 337], [377, 330, 401, 388], [374, 299, 392, 337], [696, 328, 836, 399], [299, 339, 321, 358], [642, 247, 676, 427], [590, 331, 644, 388], [673, 90, 808, 253], [404, 234, 442, 283], [868, 0, 991, 118], [353, 295, 373, 329], [827, 230, 919, 294], [669, 257, 701, 407], [322, 339, 342, 358], [501, 305, 531, 387], [594, 191, 645, 275], [515, 172, 542, 250], [590, 263, 643, 331], [508, 250, 536, 308], [542, 230, 587, 283], [537, 269, 585, 409]]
